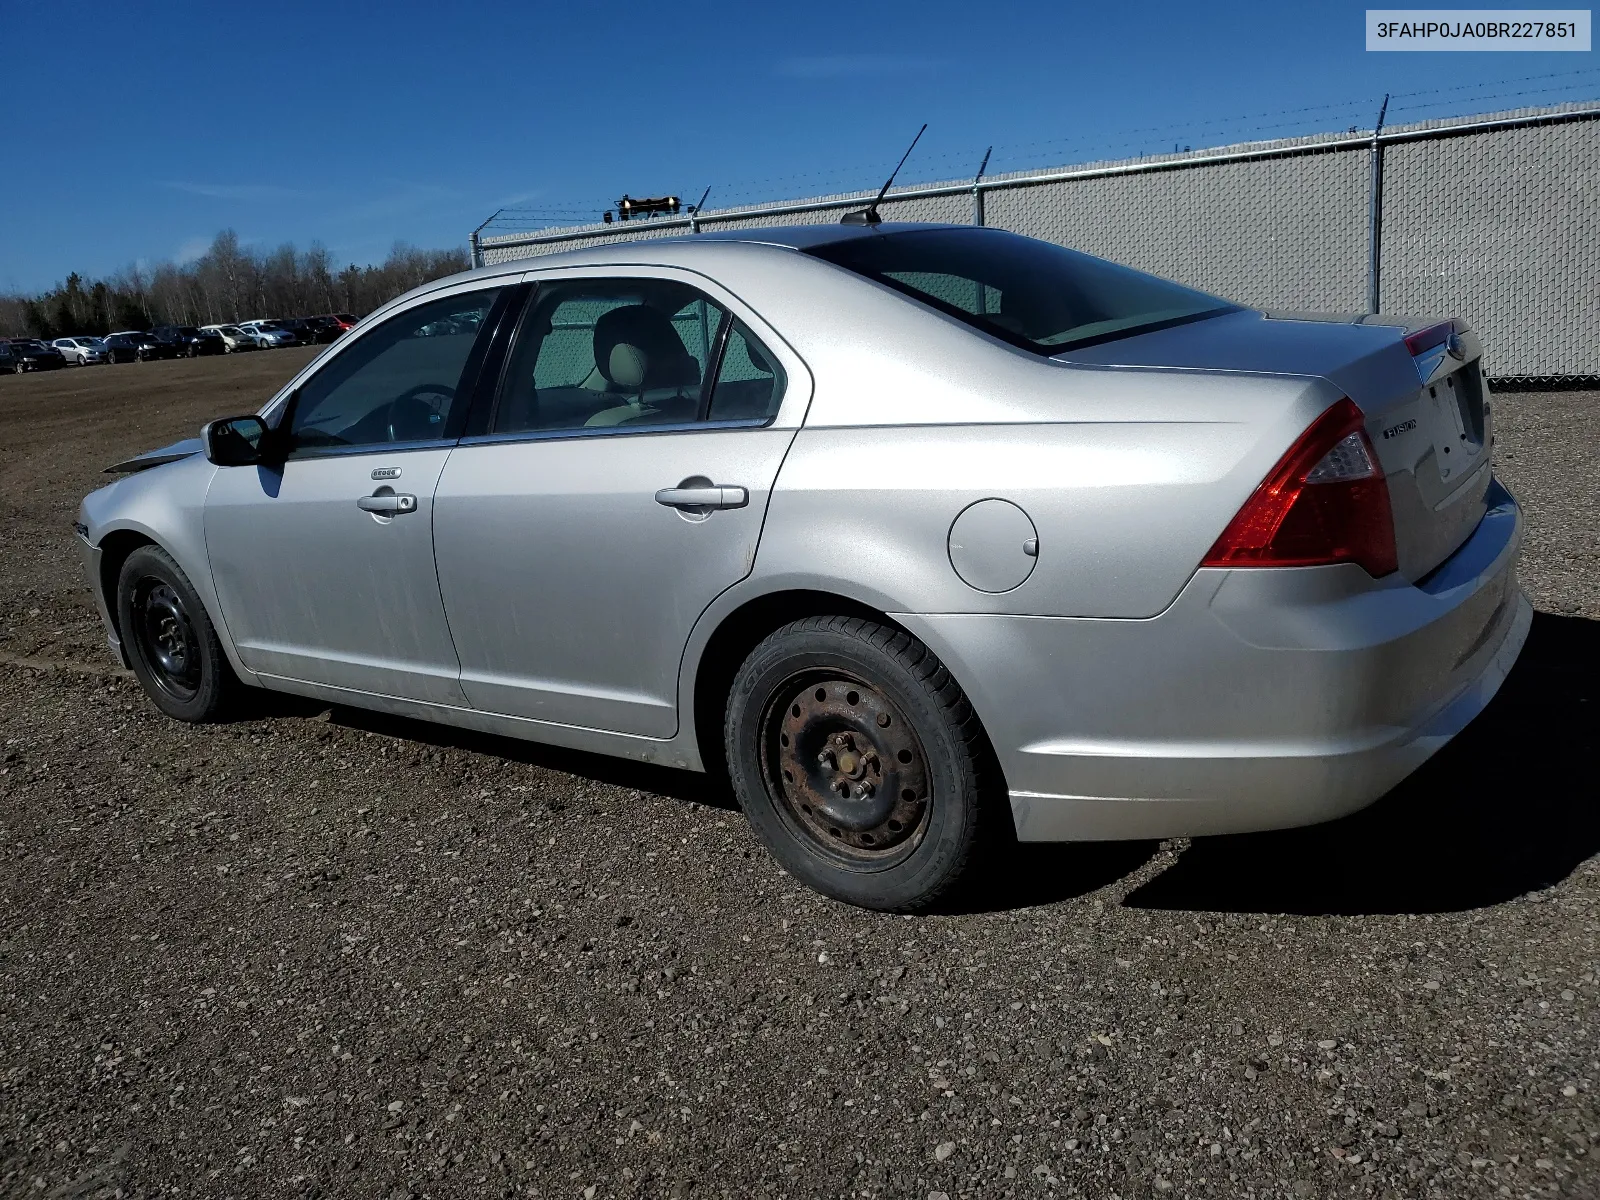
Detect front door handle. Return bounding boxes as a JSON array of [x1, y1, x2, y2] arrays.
[[357, 492, 418, 515], [654, 484, 749, 511]]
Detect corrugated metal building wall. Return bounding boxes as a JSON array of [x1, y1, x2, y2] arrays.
[[477, 104, 1600, 380]]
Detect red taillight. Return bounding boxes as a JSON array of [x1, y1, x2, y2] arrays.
[[1403, 320, 1455, 357], [1202, 397, 1399, 577]]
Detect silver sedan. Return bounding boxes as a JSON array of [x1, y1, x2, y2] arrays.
[[74, 223, 1527, 910], [53, 336, 110, 365]]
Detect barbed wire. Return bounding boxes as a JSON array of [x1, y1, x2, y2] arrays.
[[1389, 64, 1600, 100], [478, 67, 1600, 235]]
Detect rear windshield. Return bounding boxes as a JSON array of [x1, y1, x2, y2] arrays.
[[806, 227, 1235, 355]]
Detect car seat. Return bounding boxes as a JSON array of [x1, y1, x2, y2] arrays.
[[584, 305, 701, 427]]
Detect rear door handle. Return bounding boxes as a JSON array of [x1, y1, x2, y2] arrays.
[[357, 492, 418, 515], [654, 485, 749, 511]]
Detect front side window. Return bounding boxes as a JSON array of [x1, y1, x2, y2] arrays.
[[287, 287, 500, 452], [807, 228, 1235, 354], [493, 278, 724, 435]]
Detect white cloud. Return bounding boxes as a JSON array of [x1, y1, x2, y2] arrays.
[[175, 236, 210, 265], [161, 181, 310, 202], [329, 183, 465, 225]]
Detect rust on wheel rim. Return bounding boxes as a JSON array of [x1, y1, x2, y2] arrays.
[[761, 675, 930, 860]]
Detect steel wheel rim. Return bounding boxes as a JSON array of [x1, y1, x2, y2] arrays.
[[133, 578, 201, 700], [759, 672, 931, 864]]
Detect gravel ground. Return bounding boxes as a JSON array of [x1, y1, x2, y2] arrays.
[[0, 357, 1597, 1200]]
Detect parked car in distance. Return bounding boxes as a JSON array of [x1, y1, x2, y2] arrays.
[[104, 331, 171, 362], [202, 324, 260, 353], [237, 320, 298, 349], [5, 338, 66, 372], [302, 315, 348, 344], [276, 317, 317, 345], [0, 341, 15, 373], [151, 325, 226, 357], [100, 334, 140, 364], [73, 222, 1528, 911], [52, 336, 110, 365], [147, 328, 186, 358]]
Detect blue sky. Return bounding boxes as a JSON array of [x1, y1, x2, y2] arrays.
[[1, 0, 1594, 293]]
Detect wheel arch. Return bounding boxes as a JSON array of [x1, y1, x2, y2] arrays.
[[90, 518, 255, 686], [688, 589, 906, 777], [96, 528, 159, 642], [684, 586, 1014, 804]]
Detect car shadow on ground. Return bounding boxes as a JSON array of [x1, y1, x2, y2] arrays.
[[273, 610, 1594, 918], [945, 839, 1165, 914], [278, 699, 740, 811], [1118, 610, 1598, 916]]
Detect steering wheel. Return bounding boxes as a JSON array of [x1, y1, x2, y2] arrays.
[[386, 382, 455, 442]]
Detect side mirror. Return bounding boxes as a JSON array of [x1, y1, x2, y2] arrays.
[[200, 415, 272, 466]]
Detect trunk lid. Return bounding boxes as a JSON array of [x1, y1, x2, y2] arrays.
[[1056, 308, 1494, 581]]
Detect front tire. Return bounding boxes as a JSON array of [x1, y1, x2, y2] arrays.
[[725, 615, 995, 911], [116, 545, 236, 722]]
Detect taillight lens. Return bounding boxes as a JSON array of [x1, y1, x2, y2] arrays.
[[1403, 320, 1455, 357], [1202, 397, 1399, 577]]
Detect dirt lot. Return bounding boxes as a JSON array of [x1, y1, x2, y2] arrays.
[[0, 353, 1597, 1200]]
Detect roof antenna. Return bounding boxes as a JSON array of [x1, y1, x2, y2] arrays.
[[688, 185, 711, 234], [841, 124, 927, 226]]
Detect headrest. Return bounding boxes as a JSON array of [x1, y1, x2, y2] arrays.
[[593, 305, 699, 392]]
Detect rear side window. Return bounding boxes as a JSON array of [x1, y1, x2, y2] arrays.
[[806, 228, 1235, 354], [496, 279, 721, 434]]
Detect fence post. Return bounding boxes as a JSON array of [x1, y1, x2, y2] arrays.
[[1367, 95, 1389, 313], [972, 147, 992, 226], [468, 209, 503, 270]]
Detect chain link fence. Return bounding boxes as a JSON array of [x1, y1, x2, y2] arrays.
[[475, 103, 1600, 383]]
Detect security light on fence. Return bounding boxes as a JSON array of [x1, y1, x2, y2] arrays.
[[614, 194, 682, 222]]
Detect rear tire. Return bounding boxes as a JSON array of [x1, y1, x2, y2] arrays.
[[724, 615, 995, 911], [117, 545, 237, 722]]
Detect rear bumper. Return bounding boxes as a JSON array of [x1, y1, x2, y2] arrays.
[[896, 481, 1528, 841]]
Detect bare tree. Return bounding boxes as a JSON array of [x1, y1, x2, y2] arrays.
[[0, 230, 470, 337]]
